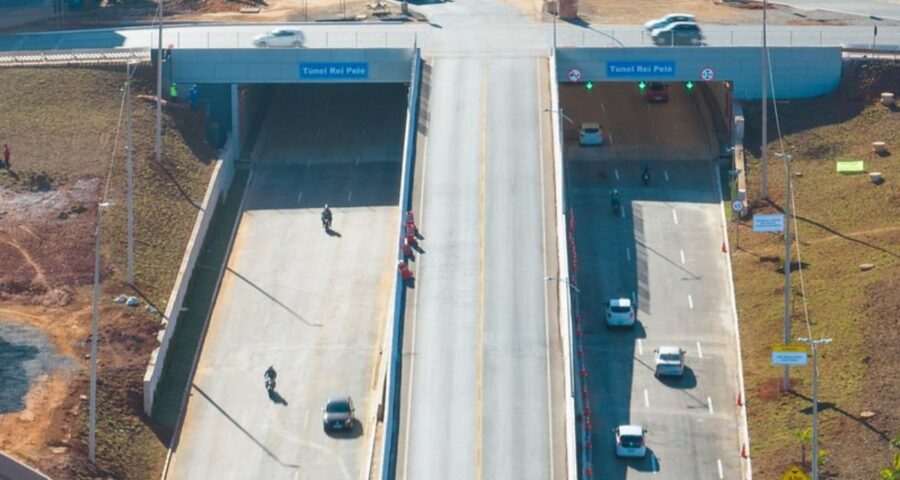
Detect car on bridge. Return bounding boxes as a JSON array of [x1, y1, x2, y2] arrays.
[[605, 298, 635, 327], [643, 13, 696, 32], [651, 22, 704, 46], [614, 425, 648, 458], [322, 395, 355, 432], [253, 29, 305, 48], [654, 346, 686, 377]]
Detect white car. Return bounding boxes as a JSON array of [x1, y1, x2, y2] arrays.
[[615, 425, 648, 458], [651, 22, 704, 46], [606, 298, 635, 327], [253, 29, 305, 48], [579, 123, 604, 146], [643, 13, 696, 32], [654, 346, 686, 377]]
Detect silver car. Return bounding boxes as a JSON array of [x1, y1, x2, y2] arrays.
[[654, 346, 686, 377], [322, 395, 355, 432], [253, 29, 305, 48], [651, 22, 704, 46], [643, 13, 696, 32]]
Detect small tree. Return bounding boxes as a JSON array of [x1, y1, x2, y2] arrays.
[[880, 452, 900, 480], [794, 428, 812, 465]]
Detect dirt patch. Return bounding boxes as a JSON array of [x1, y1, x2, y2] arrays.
[[733, 61, 900, 478], [0, 66, 216, 478]]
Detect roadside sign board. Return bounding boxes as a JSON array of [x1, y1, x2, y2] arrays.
[[700, 66, 716, 81], [567, 67, 583, 82], [732, 200, 743, 212], [753, 214, 785, 232], [782, 465, 811, 480], [772, 344, 808, 366]]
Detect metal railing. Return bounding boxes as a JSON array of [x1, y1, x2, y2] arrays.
[[0, 47, 149, 66]]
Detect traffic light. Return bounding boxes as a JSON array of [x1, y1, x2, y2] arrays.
[[586, 81, 594, 92], [638, 81, 646, 92], [685, 81, 694, 92]]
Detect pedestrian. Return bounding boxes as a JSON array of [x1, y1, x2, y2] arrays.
[[2, 143, 9, 170], [169, 83, 178, 102], [189, 84, 198, 111]]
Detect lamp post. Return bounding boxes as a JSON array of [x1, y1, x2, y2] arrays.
[[89, 201, 111, 463], [126, 60, 138, 285], [798, 336, 832, 480], [155, 0, 164, 166], [760, 0, 769, 199]]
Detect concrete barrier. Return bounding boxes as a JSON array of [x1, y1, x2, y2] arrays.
[[142, 137, 237, 416], [0, 451, 50, 480]]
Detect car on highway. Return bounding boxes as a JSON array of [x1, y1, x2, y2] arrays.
[[614, 425, 648, 458], [579, 123, 604, 146], [651, 22, 704, 46], [654, 346, 686, 377], [322, 395, 355, 432], [252, 29, 305, 48], [643, 13, 696, 32], [606, 298, 635, 327], [645, 82, 669, 102]]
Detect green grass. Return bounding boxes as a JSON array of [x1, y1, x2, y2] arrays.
[[733, 63, 900, 478]]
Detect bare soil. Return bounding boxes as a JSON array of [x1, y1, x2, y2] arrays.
[[733, 61, 900, 478], [0, 66, 216, 478]]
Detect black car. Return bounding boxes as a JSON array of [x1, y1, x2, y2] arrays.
[[323, 395, 355, 432]]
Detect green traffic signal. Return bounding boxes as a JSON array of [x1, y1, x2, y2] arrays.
[[586, 81, 594, 92], [685, 81, 694, 91], [638, 81, 646, 91]]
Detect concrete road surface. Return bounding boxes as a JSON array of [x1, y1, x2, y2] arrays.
[[397, 55, 566, 479], [165, 84, 407, 480], [563, 84, 745, 479]]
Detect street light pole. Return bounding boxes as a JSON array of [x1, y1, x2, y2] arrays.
[[89, 201, 110, 463], [799, 336, 832, 480], [126, 61, 137, 285], [760, 0, 769, 199], [155, 0, 164, 166], [777, 152, 792, 391]]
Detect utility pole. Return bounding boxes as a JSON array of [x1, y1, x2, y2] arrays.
[[89, 201, 110, 463], [760, 0, 769, 199], [126, 61, 137, 285], [799, 336, 832, 480], [777, 152, 792, 391], [155, 0, 164, 166]]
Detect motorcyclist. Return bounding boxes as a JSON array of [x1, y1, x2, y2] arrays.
[[610, 189, 621, 210], [641, 164, 651, 183], [265, 365, 277, 382], [321, 204, 333, 227]]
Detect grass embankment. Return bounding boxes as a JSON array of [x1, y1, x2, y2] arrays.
[[732, 61, 900, 479], [0, 66, 217, 478]]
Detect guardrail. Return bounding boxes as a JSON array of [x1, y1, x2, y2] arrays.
[[0, 47, 149, 66], [380, 44, 422, 480]]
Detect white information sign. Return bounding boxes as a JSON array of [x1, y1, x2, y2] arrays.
[[753, 214, 785, 232]]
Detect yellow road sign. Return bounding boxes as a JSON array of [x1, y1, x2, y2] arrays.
[[772, 344, 808, 353], [782, 465, 810, 480]]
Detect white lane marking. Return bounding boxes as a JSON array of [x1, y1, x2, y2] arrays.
[[717, 458, 724, 479], [664, 170, 670, 182], [297, 191, 303, 203], [304, 409, 309, 429], [626, 247, 631, 261], [646, 103, 651, 113], [637, 339, 643, 356], [680, 249, 685, 264], [708, 396, 714, 415], [655, 134, 660, 145], [697, 341, 703, 358], [631, 291, 636, 304], [644, 389, 650, 408], [614, 169, 620, 181], [307, 158, 312, 167], [688, 294, 694, 310], [609, 132, 614, 144], [621, 206, 626, 219], [672, 209, 679, 224], [601, 101, 606, 112], [347, 190, 353, 202]]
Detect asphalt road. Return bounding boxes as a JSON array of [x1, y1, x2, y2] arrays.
[[563, 83, 744, 479], [397, 55, 566, 479], [165, 84, 407, 480]]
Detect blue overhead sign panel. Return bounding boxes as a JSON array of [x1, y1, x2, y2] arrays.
[[299, 62, 369, 79], [606, 61, 676, 78]]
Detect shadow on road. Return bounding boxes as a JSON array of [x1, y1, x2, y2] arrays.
[[324, 420, 364, 439], [226, 267, 322, 327], [268, 389, 289, 406], [192, 385, 300, 469]]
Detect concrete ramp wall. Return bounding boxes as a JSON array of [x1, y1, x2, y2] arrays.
[[557, 47, 841, 100]]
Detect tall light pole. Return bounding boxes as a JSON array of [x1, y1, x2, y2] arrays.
[[760, 0, 769, 199], [89, 201, 111, 463], [126, 60, 138, 285], [798, 336, 832, 480], [544, 275, 581, 294], [155, 0, 164, 166], [776, 152, 792, 391]]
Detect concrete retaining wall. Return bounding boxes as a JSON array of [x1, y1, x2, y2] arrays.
[[170, 48, 415, 85], [557, 47, 842, 100], [142, 137, 237, 416], [0, 451, 50, 480]]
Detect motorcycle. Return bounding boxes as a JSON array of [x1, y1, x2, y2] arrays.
[[321, 213, 332, 231], [641, 168, 651, 186], [265, 375, 276, 392], [611, 196, 621, 215]]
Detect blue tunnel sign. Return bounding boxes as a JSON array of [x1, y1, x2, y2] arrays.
[[299, 62, 369, 79], [606, 61, 676, 78]]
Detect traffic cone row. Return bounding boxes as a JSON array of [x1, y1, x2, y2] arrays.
[[398, 211, 420, 282]]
